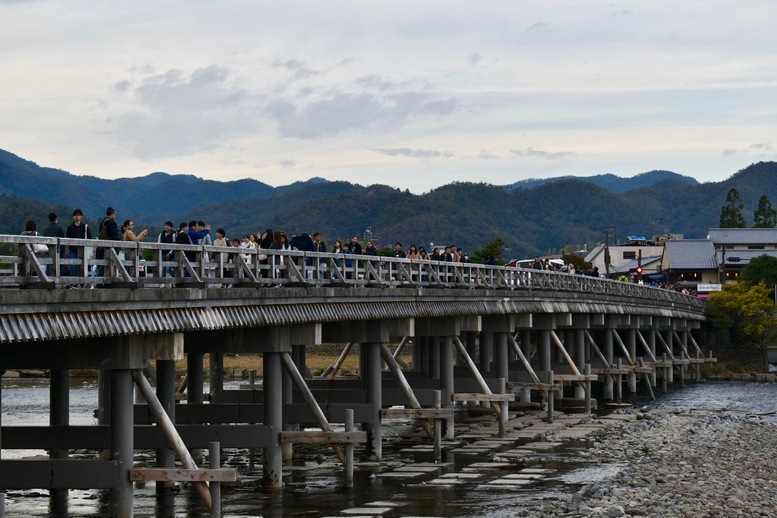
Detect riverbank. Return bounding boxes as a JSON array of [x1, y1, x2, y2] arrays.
[[529, 408, 777, 517]]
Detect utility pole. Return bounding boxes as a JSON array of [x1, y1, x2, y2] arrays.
[[601, 227, 616, 277]]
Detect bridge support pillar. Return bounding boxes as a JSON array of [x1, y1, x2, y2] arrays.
[[429, 338, 440, 379], [49, 367, 70, 513], [363, 341, 383, 459], [604, 328, 614, 401], [575, 329, 586, 400], [412, 336, 424, 372], [209, 352, 224, 403], [282, 356, 294, 461], [440, 336, 455, 439], [648, 329, 658, 387], [479, 332, 492, 374], [495, 332, 509, 383], [519, 330, 532, 404], [627, 329, 637, 394], [186, 352, 204, 462], [665, 331, 675, 383], [262, 352, 283, 488], [110, 369, 134, 518]]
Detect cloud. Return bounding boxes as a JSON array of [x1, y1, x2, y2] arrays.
[[110, 66, 259, 159], [265, 90, 460, 139], [478, 151, 500, 159], [279, 159, 297, 169], [272, 59, 305, 70], [375, 148, 453, 159], [113, 80, 131, 93], [510, 147, 576, 160], [750, 142, 773, 151]]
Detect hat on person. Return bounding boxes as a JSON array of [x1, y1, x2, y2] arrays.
[[72, 209, 83, 216]]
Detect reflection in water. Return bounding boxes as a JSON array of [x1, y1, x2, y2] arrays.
[[2, 378, 777, 516]]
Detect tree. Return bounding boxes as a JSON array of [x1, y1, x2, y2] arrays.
[[471, 238, 506, 265], [706, 281, 777, 346], [741, 255, 777, 287], [753, 194, 777, 228], [719, 187, 747, 228]]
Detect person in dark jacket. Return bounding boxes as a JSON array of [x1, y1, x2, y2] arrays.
[[65, 209, 93, 277], [96, 207, 119, 276], [42, 212, 65, 275]]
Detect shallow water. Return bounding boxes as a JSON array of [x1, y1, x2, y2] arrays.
[[2, 378, 777, 516]]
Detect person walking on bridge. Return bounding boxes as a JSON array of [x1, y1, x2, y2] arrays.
[[96, 207, 119, 277], [65, 209, 93, 277], [42, 212, 65, 276]]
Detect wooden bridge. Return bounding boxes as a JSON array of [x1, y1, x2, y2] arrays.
[[0, 235, 710, 516]]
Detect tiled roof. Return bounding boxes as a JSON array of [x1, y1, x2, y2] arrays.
[[664, 239, 717, 269], [707, 228, 777, 245]]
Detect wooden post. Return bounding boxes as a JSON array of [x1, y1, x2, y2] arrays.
[[497, 378, 507, 437], [662, 353, 668, 393], [209, 442, 221, 518], [433, 390, 442, 462], [546, 370, 554, 423], [344, 409, 354, 487], [584, 364, 592, 414]]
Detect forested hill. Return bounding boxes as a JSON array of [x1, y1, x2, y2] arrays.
[[506, 170, 699, 193], [1, 148, 776, 258]]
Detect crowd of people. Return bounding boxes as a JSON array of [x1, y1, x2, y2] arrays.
[[18, 207, 693, 296], [19, 207, 478, 279]]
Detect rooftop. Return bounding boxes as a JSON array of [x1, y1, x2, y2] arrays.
[[664, 239, 717, 270], [707, 228, 777, 245]]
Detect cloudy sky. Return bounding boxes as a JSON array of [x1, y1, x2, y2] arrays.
[[2, 1, 776, 193]]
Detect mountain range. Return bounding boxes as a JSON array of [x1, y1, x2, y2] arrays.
[[1, 148, 775, 258]]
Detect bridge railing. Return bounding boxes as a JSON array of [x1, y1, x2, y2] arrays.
[[0, 234, 704, 308]]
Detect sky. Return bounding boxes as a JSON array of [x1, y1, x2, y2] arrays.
[[2, 1, 776, 194]]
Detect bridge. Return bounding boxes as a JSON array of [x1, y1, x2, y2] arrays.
[[0, 235, 711, 516]]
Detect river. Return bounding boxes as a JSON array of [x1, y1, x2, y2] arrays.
[[2, 378, 776, 516]]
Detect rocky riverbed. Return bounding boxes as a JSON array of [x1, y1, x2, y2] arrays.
[[531, 409, 777, 517]]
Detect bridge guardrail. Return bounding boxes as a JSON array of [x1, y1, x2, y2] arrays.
[[0, 234, 704, 309]]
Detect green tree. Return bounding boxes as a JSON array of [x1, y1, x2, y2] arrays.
[[753, 194, 777, 228], [471, 238, 506, 265], [707, 281, 776, 346], [719, 187, 747, 228], [741, 255, 777, 287]]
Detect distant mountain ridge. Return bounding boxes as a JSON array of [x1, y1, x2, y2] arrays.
[[1, 148, 775, 258], [506, 170, 698, 193]]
